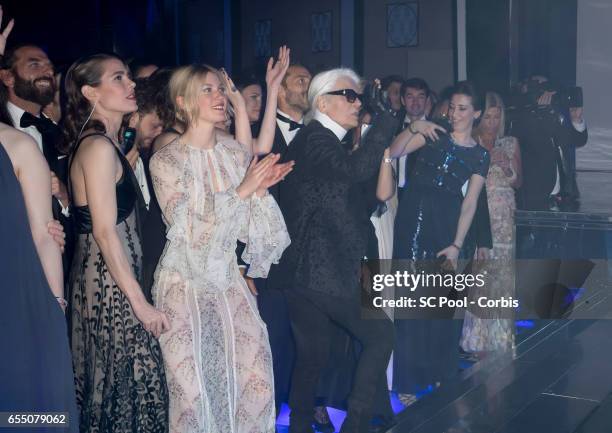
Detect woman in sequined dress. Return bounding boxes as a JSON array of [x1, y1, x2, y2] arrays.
[[389, 82, 490, 405]]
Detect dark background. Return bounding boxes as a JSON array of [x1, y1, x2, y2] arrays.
[[2, 0, 578, 91]]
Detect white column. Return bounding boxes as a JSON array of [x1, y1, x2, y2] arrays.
[[456, 0, 467, 80]]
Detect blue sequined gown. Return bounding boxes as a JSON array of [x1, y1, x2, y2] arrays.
[[392, 134, 489, 394]]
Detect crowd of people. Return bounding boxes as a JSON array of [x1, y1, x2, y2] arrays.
[[0, 7, 588, 433]]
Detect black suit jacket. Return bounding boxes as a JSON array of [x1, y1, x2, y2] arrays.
[[268, 114, 399, 298], [268, 124, 289, 204], [512, 110, 588, 210]]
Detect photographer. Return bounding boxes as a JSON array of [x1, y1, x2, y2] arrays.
[[509, 76, 587, 211]]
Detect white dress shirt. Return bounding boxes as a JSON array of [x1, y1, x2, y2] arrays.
[[7, 101, 70, 216], [313, 110, 348, 142], [276, 109, 304, 146], [133, 157, 151, 210]]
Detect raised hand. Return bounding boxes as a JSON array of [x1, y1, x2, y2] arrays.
[[0, 5, 15, 56], [220, 67, 246, 111], [266, 45, 290, 91]]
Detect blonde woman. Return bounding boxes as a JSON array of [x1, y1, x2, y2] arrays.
[[460, 91, 521, 357], [150, 64, 292, 433]]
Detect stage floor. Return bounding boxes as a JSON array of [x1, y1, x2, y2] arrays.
[[276, 170, 612, 433], [574, 170, 612, 216]]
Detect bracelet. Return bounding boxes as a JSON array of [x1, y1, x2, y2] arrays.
[[451, 243, 462, 251], [383, 157, 393, 164], [55, 296, 68, 309]]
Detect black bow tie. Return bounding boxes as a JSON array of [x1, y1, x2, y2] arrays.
[[277, 113, 304, 131], [20, 111, 56, 134]]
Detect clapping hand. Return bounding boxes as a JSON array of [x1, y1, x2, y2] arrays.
[[257, 159, 294, 194], [0, 5, 15, 56], [266, 46, 290, 91], [237, 153, 281, 198]]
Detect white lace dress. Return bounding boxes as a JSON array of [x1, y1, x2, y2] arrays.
[[150, 136, 290, 433]]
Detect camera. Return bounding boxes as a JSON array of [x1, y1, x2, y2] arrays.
[[507, 80, 583, 112]]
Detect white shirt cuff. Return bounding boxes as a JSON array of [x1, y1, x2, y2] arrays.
[[572, 119, 586, 133]]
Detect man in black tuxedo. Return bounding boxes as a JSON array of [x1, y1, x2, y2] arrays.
[[268, 63, 311, 200], [255, 63, 312, 416], [0, 44, 73, 277], [268, 68, 399, 433], [397, 78, 429, 200]]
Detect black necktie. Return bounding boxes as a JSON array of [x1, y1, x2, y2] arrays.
[[276, 113, 304, 131]]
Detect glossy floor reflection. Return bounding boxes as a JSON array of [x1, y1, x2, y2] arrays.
[[388, 319, 612, 433]]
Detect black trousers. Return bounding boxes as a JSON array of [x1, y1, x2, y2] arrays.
[[256, 281, 295, 414], [285, 289, 394, 433]]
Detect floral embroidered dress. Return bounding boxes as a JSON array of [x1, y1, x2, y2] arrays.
[[150, 135, 290, 433], [461, 136, 519, 353]]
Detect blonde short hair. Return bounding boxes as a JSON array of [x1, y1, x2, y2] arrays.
[[482, 91, 506, 138], [168, 64, 223, 128]]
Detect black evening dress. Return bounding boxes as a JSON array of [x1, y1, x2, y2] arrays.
[[0, 142, 78, 433], [392, 134, 489, 394], [68, 134, 168, 433]]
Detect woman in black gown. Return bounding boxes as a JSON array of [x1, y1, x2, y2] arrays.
[[0, 123, 78, 433], [390, 82, 490, 404], [64, 54, 170, 433]]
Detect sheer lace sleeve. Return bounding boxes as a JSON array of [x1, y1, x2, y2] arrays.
[[241, 193, 291, 278], [218, 136, 290, 278]]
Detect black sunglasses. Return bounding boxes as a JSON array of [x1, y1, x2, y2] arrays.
[[324, 88, 363, 103]]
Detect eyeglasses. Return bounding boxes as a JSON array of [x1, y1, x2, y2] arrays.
[[324, 88, 363, 103]]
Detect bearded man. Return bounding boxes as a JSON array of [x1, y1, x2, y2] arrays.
[[0, 44, 73, 276]]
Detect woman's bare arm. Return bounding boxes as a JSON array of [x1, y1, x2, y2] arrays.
[[6, 129, 63, 300], [376, 148, 395, 202]]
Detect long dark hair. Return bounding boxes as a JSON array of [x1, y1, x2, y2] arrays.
[[60, 53, 124, 153]]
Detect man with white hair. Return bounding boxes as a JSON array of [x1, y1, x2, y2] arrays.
[[268, 68, 399, 433]]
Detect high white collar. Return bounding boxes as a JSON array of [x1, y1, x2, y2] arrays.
[[313, 110, 347, 141]]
